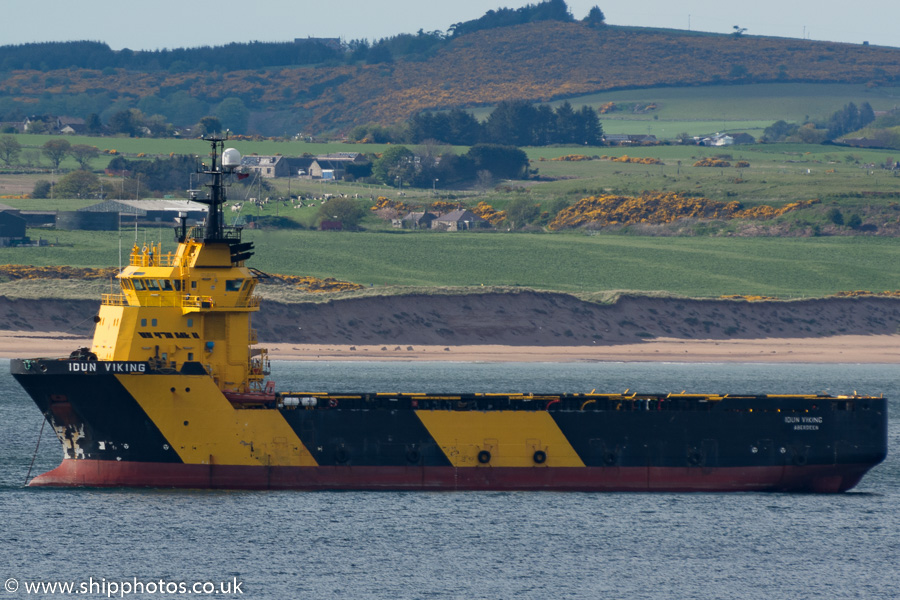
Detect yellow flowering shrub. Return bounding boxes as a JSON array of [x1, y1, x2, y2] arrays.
[[0, 265, 120, 280], [371, 197, 408, 212], [606, 155, 663, 165], [833, 290, 900, 298], [269, 274, 364, 293], [694, 157, 731, 168], [548, 193, 819, 230], [720, 295, 779, 301], [471, 201, 507, 226], [550, 154, 593, 161], [430, 201, 459, 213]]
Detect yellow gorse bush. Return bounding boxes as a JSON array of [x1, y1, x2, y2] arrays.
[[269, 274, 365, 293], [430, 201, 459, 213], [720, 295, 780, 301], [471, 201, 507, 226], [548, 192, 819, 230], [371, 197, 408, 213], [833, 290, 900, 298], [601, 155, 663, 165], [0, 265, 119, 280], [550, 154, 593, 161], [693, 157, 731, 168]]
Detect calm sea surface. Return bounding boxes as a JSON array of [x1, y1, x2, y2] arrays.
[[1, 359, 898, 599]]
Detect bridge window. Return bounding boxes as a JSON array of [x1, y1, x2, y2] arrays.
[[145, 279, 160, 291], [160, 280, 173, 291], [151, 318, 157, 327], [226, 279, 243, 292], [173, 280, 182, 291], [133, 280, 146, 291], [141, 318, 147, 327]]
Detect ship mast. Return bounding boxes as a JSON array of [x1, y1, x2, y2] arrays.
[[187, 136, 240, 243]]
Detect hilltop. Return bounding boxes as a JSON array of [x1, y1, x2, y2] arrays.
[[2, 20, 900, 134]]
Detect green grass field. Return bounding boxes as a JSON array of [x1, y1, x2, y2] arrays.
[[471, 83, 900, 138], [3, 81, 900, 300], [3, 228, 899, 298]]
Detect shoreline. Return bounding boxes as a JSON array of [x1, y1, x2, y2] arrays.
[[0, 331, 898, 363]]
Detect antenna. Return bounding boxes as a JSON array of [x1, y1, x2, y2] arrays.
[[191, 136, 242, 242]]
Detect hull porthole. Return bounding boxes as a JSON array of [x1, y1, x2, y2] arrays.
[[477, 450, 491, 464], [533, 450, 547, 464]]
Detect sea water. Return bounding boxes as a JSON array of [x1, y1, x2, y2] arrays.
[[1, 360, 898, 600]]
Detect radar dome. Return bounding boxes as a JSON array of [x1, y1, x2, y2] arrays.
[[222, 148, 242, 169]]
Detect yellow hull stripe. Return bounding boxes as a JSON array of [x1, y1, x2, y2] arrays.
[[415, 411, 585, 467], [118, 374, 317, 467]]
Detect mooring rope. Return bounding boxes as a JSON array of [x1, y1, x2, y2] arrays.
[[25, 418, 46, 486]]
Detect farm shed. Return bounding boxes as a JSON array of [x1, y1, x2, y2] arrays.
[[0, 209, 26, 244], [79, 199, 207, 225]]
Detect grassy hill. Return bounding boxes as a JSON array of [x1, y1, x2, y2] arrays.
[[3, 22, 900, 133]]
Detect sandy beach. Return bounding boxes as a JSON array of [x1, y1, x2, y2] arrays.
[[1, 330, 898, 363]]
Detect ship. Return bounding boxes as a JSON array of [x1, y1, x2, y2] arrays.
[[11, 139, 888, 492]]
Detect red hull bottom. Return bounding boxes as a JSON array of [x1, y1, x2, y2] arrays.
[[28, 460, 870, 493]]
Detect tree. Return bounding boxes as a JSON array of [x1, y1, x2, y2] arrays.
[[32, 180, 51, 199], [0, 135, 22, 166], [762, 120, 798, 142], [827, 207, 844, 226], [506, 197, 540, 228], [109, 109, 142, 136], [69, 144, 99, 170], [554, 101, 578, 143], [54, 170, 100, 198], [484, 100, 538, 146], [318, 197, 367, 229], [42, 138, 71, 169], [584, 6, 606, 27], [372, 145, 416, 186], [466, 144, 529, 180], [213, 97, 250, 134], [85, 113, 103, 134], [859, 102, 876, 128], [196, 116, 223, 136]]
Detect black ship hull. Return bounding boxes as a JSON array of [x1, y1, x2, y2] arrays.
[[13, 358, 887, 492]]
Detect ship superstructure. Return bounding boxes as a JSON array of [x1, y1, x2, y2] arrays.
[[11, 139, 887, 492]]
